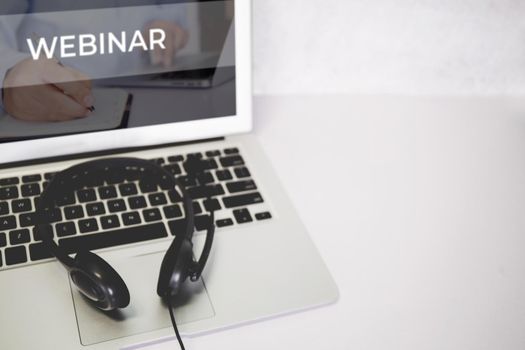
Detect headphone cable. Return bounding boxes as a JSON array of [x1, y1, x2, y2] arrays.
[[167, 297, 186, 350]]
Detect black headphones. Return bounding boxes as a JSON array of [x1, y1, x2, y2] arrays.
[[34, 157, 215, 312]]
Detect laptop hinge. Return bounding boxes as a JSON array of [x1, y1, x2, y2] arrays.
[[0, 137, 225, 170]]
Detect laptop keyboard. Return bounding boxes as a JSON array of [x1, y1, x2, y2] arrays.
[[0, 147, 272, 269]]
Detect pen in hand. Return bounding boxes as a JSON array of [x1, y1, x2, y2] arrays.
[[30, 32, 96, 114]]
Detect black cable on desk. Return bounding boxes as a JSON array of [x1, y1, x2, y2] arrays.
[[168, 297, 185, 350]]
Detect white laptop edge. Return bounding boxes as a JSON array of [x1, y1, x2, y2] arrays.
[[0, 0, 252, 165]]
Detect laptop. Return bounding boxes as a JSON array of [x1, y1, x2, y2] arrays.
[[0, 1, 338, 349]]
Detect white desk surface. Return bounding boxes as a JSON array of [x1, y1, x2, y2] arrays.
[[154, 95, 525, 350]]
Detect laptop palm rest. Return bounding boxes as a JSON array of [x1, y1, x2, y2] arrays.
[[71, 251, 215, 346]]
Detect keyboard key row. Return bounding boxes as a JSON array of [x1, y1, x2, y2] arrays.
[[29, 222, 170, 262], [2, 190, 262, 232], [1, 206, 272, 266], [0, 183, 42, 200]]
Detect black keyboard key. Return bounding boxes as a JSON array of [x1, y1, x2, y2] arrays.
[[163, 205, 182, 219], [0, 232, 6, 247], [233, 208, 253, 224], [77, 189, 97, 203], [108, 199, 126, 213], [56, 222, 77, 237], [163, 164, 182, 175], [197, 172, 215, 185], [22, 174, 42, 183], [0, 215, 16, 230], [56, 193, 76, 206], [44, 172, 56, 180], [187, 152, 203, 159], [119, 183, 138, 196], [183, 157, 218, 174], [5, 246, 27, 265], [10, 229, 31, 245], [205, 150, 221, 157], [33, 224, 53, 241], [0, 177, 19, 186], [255, 212, 272, 221], [0, 250, 2, 266], [11, 199, 32, 213], [224, 147, 239, 155], [195, 215, 211, 231], [139, 181, 158, 193], [226, 180, 257, 193], [168, 219, 187, 236], [150, 158, 165, 165], [0, 202, 8, 215], [86, 202, 106, 216], [64, 205, 84, 220], [78, 219, 99, 233], [168, 190, 182, 203], [234, 167, 251, 178], [98, 186, 117, 199], [0, 186, 19, 200], [178, 176, 197, 188], [220, 155, 244, 167], [202, 158, 219, 170], [167, 155, 184, 163], [187, 184, 225, 199], [193, 201, 202, 215], [159, 174, 175, 191], [42, 208, 62, 223], [128, 196, 147, 209], [21, 183, 41, 197], [58, 223, 168, 253], [122, 211, 142, 226], [216, 169, 233, 181], [29, 243, 53, 261], [100, 215, 120, 230], [216, 218, 234, 227], [149, 193, 167, 206], [143, 208, 162, 222], [19, 212, 37, 227], [204, 198, 221, 212], [223, 192, 264, 208]]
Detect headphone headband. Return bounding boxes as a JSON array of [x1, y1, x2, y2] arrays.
[[34, 157, 215, 309], [36, 157, 194, 267]]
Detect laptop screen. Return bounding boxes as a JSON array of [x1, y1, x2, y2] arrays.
[[0, 0, 236, 143]]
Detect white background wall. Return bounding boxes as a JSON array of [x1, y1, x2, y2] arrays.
[[252, 0, 525, 95]]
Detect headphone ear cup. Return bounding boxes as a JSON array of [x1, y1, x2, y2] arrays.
[[157, 238, 194, 298], [71, 251, 130, 311]]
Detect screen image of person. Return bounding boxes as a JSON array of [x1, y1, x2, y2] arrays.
[[0, 0, 235, 136]]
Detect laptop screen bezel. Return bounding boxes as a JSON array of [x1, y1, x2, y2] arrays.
[[0, 0, 251, 165]]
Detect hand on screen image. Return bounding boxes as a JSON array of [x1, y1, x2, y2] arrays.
[[145, 20, 188, 68], [2, 58, 94, 122]]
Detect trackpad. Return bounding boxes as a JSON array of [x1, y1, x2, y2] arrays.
[[71, 251, 215, 346]]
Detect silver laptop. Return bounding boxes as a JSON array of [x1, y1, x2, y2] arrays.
[[0, 1, 338, 349]]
